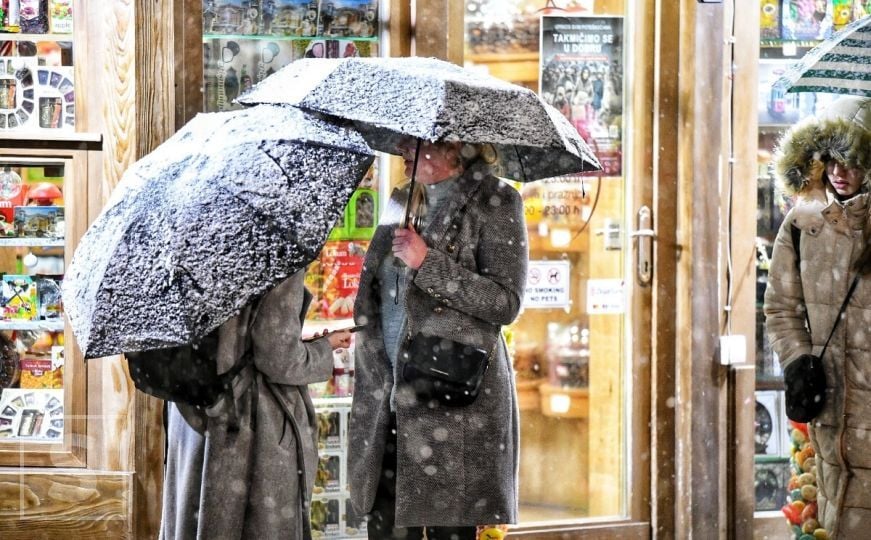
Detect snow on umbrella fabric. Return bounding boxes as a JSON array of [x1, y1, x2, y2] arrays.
[[63, 105, 374, 359], [236, 56, 601, 181], [776, 15, 871, 96]]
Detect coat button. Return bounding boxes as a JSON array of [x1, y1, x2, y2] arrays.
[[442, 298, 450, 305], [427, 287, 434, 294], [433, 306, 444, 314], [447, 244, 456, 253]]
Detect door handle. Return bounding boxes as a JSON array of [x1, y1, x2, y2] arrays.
[[632, 206, 654, 286]]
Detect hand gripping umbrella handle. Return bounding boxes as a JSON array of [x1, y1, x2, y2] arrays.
[[401, 138, 423, 230]]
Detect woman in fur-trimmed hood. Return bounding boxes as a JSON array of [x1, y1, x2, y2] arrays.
[[765, 96, 871, 538]]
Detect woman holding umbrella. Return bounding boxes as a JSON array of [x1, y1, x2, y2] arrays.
[[764, 95, 871, 537], [349, 138, 527, 539], [160, 272, 352, 540]]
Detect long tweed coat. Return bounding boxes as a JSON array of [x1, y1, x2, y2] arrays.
[[765, 96, 871, 538], [160, 271, 334, 540], [348, 164, 528, 527]]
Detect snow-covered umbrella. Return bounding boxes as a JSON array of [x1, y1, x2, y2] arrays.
[[776, 15, 871, 96], [63, 105, 374, 358], [236, 56, 601, 180]]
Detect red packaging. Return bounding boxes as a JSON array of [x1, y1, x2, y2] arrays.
[[319, 240, 368, 319]]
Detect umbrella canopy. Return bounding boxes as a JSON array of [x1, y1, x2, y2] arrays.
[[236, 56, 601, 180], [63, 105, 374, 358], [776, 15, 871, 96]]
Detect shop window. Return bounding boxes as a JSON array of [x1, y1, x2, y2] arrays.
[[465, 0, 630, 523]]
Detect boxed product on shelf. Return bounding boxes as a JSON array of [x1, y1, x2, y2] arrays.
[[0, 57, 74, 130], [332, 346, 354, 397], [19, 0, 49, 34], [760, 0, 780, 40], [2, 274, 37, 320], [48, 0, 72, 34], [36, 276, 62, 319], [310, 497, 341, 537], [14, 205, 63, 237], [268, 0, 318, 36], [0, 387, 63, 440], [318, 0, 378, 38], [18, 355, 61, 389], [344, 498, 366, 537], [346, 188, 377, 239], [316, 409, 342, 449], [202, 37, 295, 112], [318, 240, 367, 320], [781, 0, 832, 40], [204, 0, 260, 35], [313, 454, 341, 494]]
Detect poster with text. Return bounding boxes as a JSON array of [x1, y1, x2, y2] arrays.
[[540, 15, 624, 177]]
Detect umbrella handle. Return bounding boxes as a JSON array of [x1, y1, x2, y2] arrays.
[[401, 138, 423, 230]]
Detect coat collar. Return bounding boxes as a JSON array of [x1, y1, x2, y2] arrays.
[[791, 192, 870, 236]]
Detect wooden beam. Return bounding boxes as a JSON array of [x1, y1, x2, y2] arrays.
[[727, 0, 760, 536], [413, 0, 463, 64], [651, 0, 681, 534]]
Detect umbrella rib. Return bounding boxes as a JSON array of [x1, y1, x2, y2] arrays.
[[514, 144, 529, 182]]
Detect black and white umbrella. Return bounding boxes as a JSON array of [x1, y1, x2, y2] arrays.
[[63, 105, 374, 358], [777, 15, 871, 96], [237, 56, 601, 180]]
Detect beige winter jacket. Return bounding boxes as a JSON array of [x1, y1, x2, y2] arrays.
[[765, 193, 871, 537]]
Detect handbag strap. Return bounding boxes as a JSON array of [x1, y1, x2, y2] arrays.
[[791, 224, 861, 358], [820, 274, 860, 359]]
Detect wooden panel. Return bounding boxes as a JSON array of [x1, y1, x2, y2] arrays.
[[518, 412, 588, 509], [174, 0, 204, 129], [587, 177, 623, 516], [510, 521, 649, 539], [728, 0, 761, 537], [627, 0, 655, 525], [414, 0, 464, 63], [388, 0, 412, 58], [0, 471, 132, 538], [651, 0, 681, 534], [684, 1, 727, 536]]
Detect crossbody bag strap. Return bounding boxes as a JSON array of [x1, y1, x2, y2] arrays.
[[819, 274, 860, 359]]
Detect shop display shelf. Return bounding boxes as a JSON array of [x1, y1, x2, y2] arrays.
[[312, 395, 352, 408], [0, 319, 64, 331], [202, 33, 379, 43], [0, 33, 73, 43], [0, 238, 64, 247]]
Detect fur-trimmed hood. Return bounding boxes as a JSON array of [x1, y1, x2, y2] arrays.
[[774, 96, 871, 198]]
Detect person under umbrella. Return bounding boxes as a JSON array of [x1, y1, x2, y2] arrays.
[[62, 104, 375, 539], [350, 137, 526, 539], [764, 96, 871, 538]]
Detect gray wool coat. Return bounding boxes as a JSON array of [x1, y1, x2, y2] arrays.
[[159, 271, 334, 540], [348, 164, 528, 527]]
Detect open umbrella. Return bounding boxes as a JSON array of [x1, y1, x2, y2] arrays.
[[776, 15, 871, 96], [63, 104, 374, 358], [236, 56, 601, 180]]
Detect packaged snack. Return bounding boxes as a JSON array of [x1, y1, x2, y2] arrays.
[[346, 188, 377, 239], [319, 240, 367, 320], [19, 356, 62, 388], [48, 0, 71, 34], [832, 0, 852, 29], [2, 275, 37, 320], [19, 0, 48, 34]]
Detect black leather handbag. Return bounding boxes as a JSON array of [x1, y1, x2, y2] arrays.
[[401, 334, 490, 407]]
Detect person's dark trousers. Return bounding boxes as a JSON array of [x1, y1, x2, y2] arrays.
[[367, 414, 477, 540]]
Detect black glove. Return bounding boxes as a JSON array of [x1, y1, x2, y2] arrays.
[[783, 353, 827, 423]]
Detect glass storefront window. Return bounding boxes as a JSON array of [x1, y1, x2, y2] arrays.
[[465, 0, 629, 523]]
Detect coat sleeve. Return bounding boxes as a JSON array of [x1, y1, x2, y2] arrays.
[[250, 273, 334, 386], [763, 218, 812, 368], [413, 184, 528, 326]]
